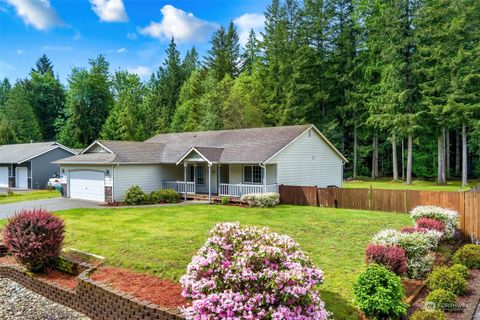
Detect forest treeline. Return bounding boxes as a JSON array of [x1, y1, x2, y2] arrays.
[[0, 0, 479, 185]]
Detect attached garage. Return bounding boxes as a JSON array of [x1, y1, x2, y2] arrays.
[[69, 171, 105, 202], [0, 167, 8, 187]]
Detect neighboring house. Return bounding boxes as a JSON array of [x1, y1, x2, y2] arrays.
[[55, 125, 347, 203], [0, 142, 78, 189]]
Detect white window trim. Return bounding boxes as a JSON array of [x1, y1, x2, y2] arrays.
[[242, 165, 263, 185]]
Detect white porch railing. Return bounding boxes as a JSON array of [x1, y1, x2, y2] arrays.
[[163, 181, 195, 194], [219, 183, 279, 197]]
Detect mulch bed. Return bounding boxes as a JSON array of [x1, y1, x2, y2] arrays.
[[0, 255, 78, 290], [37, 270, 77, 290], [90, 267, 187, 310], [411, 269, 480, 319], [403, 278, 424, 298]]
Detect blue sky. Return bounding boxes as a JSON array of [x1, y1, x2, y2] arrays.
[[0, 0, 269, 83]]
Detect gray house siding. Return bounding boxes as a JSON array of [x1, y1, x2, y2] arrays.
[[31, 148, 73, 189]]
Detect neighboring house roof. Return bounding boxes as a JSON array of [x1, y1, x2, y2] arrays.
[[55, 125, 347, 165], [0, 142, 78, 164]]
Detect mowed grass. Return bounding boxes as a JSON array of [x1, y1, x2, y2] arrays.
[[0, 204, 411, 319], [343, 178, 479, 192], [0, 190, 60, 204]]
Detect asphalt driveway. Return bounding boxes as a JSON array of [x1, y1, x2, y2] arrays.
[[0, 198, 102, 219]]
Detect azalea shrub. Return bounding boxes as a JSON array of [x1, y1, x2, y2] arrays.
[[240, 192, 280, 207], [3, 209, 65, 272], [180, 222, 329, 319], [365, 244, 408, 275], [410, 206, 458, 238]]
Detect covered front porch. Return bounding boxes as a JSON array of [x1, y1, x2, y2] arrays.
[[161, 148, 278, 202]]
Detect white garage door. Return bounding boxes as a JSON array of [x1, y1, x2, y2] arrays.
[[0, 167, 8, 187], [70, 171, 105, 202]]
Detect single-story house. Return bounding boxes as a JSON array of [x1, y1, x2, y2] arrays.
[[0, 142, 78, 189], [55, 124, 347, 203]]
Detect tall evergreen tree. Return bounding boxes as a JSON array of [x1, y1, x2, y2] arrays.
[[206, 22, 241, 81], [0, 78, 11, 106], [0, 118, 18, 145], [241, 30, 260, 74], [25, 58, 66, 140], [58, 55, 112, 146], [182, 47, 200, 79], [31, 54, 54, 75], [0, 83, 42, 143]]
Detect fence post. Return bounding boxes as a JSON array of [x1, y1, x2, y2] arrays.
[[404, 189, 408, 213], [369, 185, 373, 210], [460, 192, 466, 233], [314, 185, 319, 207]]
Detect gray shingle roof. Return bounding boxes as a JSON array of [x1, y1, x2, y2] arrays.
[[56, 125, 346, 165], [146, 125, 311, 163], [0, 142, 76, 164]]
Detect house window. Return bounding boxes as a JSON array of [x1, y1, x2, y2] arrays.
[[243, 165, 262, 184], [196, 165, 205, 186]]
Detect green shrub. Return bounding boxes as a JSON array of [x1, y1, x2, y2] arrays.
[[149, 189, 180, 203], [407, 254, 435, 280], [450, 264, 469, 279], [453, 244, 480, 269], [353, 264, 407, 319], [124, 185, 147, 205], [221, 196, 229, 205], [409, 310, 446, 320], [427, 266, 468, 295], [425, 289, 457, 311]]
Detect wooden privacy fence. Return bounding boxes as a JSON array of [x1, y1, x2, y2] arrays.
[[279, 185, 480, 239]]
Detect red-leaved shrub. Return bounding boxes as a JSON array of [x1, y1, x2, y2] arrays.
[[400, 227, 429, 233], [365, 244, 408, 275], [3, 209, 65, 272], [416, 218, 445, 233]]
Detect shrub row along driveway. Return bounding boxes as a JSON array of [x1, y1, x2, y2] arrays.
[[0, 204, 412, 319], [0, 198, 101, 219]]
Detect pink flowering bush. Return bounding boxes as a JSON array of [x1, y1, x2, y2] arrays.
[[180, 222, 329, 319], [416, 218, 445, 233]]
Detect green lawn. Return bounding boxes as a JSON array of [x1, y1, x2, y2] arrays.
[[0, 204, 411, 319], [0, 190, 60, 204], [343, 178, 479, 192]]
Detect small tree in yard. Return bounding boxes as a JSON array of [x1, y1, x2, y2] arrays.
[[3, 209, 65, 272], [180, 222, 329, 319]]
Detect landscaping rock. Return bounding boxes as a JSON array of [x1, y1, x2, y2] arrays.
[[0, 277, 89, 320]]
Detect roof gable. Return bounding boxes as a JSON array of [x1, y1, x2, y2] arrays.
[[0, 142, 77, 164]]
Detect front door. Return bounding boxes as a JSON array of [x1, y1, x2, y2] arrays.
[[194, 164, 207, 193], [16, 167, 28, 189]]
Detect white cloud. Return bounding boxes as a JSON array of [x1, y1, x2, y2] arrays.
[[139, 5, 218, 43], [90, 0, 128, 22], [233, 13, 265, 47], [126, 32, 137, 40], [5, 0, 64, 30], [127, 65, 152, 77], [16, 49, 26, 55], [116, 47, 127, 53], [42, 45, 72, 52]]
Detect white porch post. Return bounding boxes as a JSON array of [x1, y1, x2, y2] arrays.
[[262, 164, 267, 193], [184, 162, 187, 202], [208, 163, 212, 203]]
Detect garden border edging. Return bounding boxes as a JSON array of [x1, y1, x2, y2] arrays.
[[0, 250, 185, 320]]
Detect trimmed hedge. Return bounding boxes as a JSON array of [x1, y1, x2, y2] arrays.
[[427, 266, 468, 295], [410, 310, 446, 320], [453, 244, 480, 269], [425, 289, 457, 311]]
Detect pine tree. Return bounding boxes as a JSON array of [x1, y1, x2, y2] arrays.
[[0, 78, 11, 106], [0, 83, 42, 143], [182, 47, 200, 79], [31, 54, 54, 75], [59, 55, 113, 146], [241, 30, 260, 74], [0, 118, 18, 144], [206, 22, 241, 81], [25, 63, 66, 140]]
